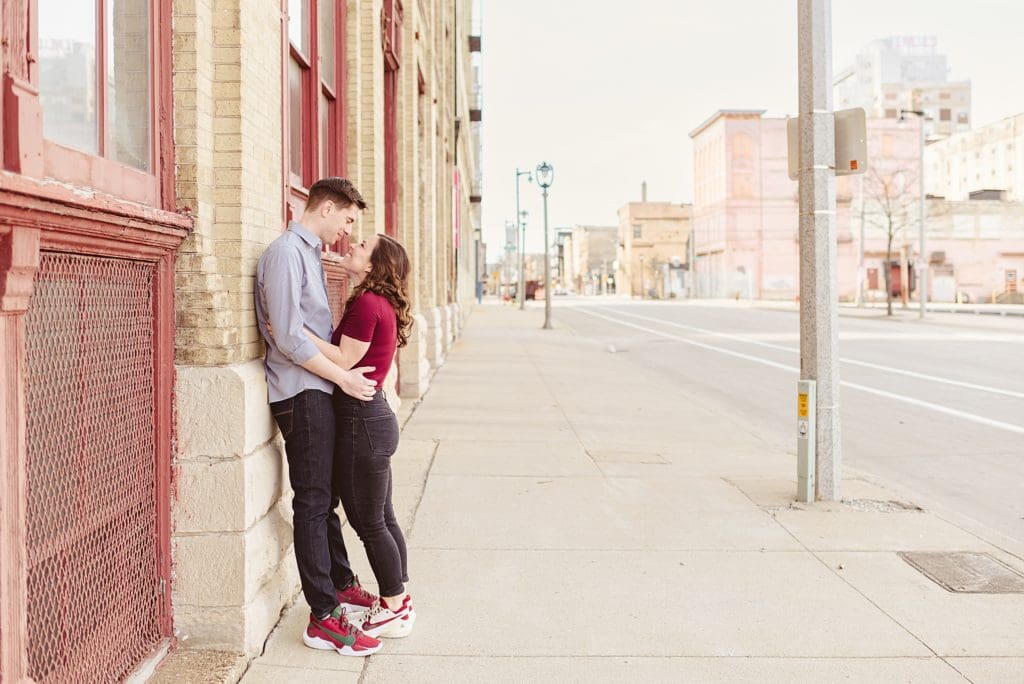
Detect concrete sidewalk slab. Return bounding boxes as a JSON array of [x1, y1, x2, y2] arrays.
[[820, 552, 1024, 657], [377, 549, 930, 658], [430, 440, 602, 478], [408, 475, 802, 551], [363, 656, 967, 684]]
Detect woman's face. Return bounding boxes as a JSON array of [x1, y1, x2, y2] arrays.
[[344, 233, 380, 277]]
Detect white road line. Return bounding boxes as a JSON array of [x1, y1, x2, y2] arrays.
[[571, 307, 1024, 436], [600, 307, 1024, 401]]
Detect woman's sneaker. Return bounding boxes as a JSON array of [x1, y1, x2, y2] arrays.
[[304, 607, 382, 656], [336, 576, 378, 618], [359, 596, 416, 639]]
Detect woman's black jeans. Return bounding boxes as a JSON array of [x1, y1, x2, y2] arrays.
[[334, 390, 409, 598], [271, 389, 355, 618]]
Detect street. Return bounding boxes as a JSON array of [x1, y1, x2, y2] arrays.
[[560, 299, 1024, 546]]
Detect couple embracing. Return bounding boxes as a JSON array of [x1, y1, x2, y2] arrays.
[[255, 177, 414, 657]]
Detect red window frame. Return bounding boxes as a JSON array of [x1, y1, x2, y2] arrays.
[[31, 0, 171, 209], [285, 0, 349, 254]]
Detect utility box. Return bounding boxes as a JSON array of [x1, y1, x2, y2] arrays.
[[787, 107, 868, 181]]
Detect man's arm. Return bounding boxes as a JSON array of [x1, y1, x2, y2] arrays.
[[299, 354, 376, 399], [262, 248, 376, 399]]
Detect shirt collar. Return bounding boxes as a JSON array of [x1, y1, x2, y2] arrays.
[[289, 221, 323, 250]]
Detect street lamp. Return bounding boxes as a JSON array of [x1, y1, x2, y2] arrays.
[[536, 161, 554, 329], [899, 108, 928, 319], [515, 168, 532, 310]]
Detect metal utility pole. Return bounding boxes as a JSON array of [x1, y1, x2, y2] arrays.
[[918, 116, 927, 319], [515, 168, 532, 309], [798, 0, 841, 501]]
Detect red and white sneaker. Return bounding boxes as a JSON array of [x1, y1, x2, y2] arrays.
[[303, 607, 382, 657], [336, 576, 378, 618], [360, 595, 416, 639]]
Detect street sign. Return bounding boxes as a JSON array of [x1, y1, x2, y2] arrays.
[[787, 107, 868, 180]]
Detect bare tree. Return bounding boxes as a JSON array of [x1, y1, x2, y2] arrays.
[[862, 166, 918, 316]]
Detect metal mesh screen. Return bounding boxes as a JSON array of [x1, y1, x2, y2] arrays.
[[24, 252, 162, 683]]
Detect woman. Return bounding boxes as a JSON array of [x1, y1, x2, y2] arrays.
[[306, 232, 416, 640]]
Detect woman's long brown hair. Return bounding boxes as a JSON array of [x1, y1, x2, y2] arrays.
[[347, 234, 413, 347]]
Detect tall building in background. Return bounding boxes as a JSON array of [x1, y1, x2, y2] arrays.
[[926, 113, 1024, 201], [834, 36, 971, 140]]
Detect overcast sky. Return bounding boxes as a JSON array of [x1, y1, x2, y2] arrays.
[[478, 0, 1024, 259]]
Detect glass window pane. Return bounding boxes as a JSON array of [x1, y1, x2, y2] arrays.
[[319, 92, 335, 175], [289, 59, 303, 178], [289, 0, 310, 55], [106, 0, 152, 171], [318, 0, 336, 90], [38, 0, 99, 155]]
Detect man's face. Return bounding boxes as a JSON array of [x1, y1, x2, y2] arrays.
[[320, 201, 360, 245]]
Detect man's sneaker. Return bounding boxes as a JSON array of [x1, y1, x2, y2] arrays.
[[336, 576, 378, 618], [303, 607, 382, 657], [359, 595, 416, 639]]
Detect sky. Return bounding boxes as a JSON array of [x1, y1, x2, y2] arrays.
[[479, 0, 1024, 260]]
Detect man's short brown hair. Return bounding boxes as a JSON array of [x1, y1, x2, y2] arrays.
[[306, 177, 367, 211]]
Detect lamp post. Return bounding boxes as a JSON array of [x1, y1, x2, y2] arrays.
[[536, 161, 554, 329], [515, 168, 532, 310], [899, 107, 928, 319]]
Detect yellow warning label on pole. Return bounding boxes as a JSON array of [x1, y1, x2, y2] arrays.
[[798, 393, 809, 418]]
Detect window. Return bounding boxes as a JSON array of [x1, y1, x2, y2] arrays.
[[939, 92, 951, 100], [885, 92, 898, 100], [35, 0, 163, 205], [884, 108, 898, 119], [940, 108, 951, 122], [958, 112, 969, 124], [288, 0, 345, 194], [633, 225, 642, 239], [39, 0, 151, 170]]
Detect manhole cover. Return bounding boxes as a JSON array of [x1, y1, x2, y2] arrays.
[[898, 552, 1024, 593]]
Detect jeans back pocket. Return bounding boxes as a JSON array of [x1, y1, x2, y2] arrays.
[[363, 413, 399, 457]]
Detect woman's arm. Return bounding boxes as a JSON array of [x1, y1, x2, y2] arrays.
[[301, 328, 370, 370], [336, 335, 371, 371], [302, 328, 345, 367]]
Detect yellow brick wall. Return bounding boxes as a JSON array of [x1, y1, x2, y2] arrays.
[[174, 0, 283, 367], [173, 0, 479, 365]]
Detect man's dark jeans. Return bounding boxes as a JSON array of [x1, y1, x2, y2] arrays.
[[334, 390, 409, 598], [271, 389, 354, 618]]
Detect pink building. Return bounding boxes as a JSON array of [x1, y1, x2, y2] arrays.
[[687, 110, 1024, 302]]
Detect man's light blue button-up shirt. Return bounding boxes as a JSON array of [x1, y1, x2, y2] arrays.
[[255, 222, 334, 402]]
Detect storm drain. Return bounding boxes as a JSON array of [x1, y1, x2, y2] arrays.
[[898, 552, 1024, 593]]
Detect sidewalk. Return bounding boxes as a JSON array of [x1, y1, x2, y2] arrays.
[[241, 304, 1024, 683]]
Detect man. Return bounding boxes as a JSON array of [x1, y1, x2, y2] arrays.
[[256, 178, 382, 657]]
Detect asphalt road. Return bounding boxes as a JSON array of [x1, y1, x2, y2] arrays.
[[557, 299, 1024, 546]]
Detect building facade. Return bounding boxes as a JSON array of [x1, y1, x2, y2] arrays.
[[926, 113, 1024, 202], [616, 202, 691, 298], [562, 225, 616, 295], [689, 109, 1023, 303], [0, 0, 481, 681], [834, 35, 971, 141]]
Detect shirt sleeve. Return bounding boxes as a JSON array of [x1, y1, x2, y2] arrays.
[[261, 246, 320, 364], [341, 294, 380, 343]]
